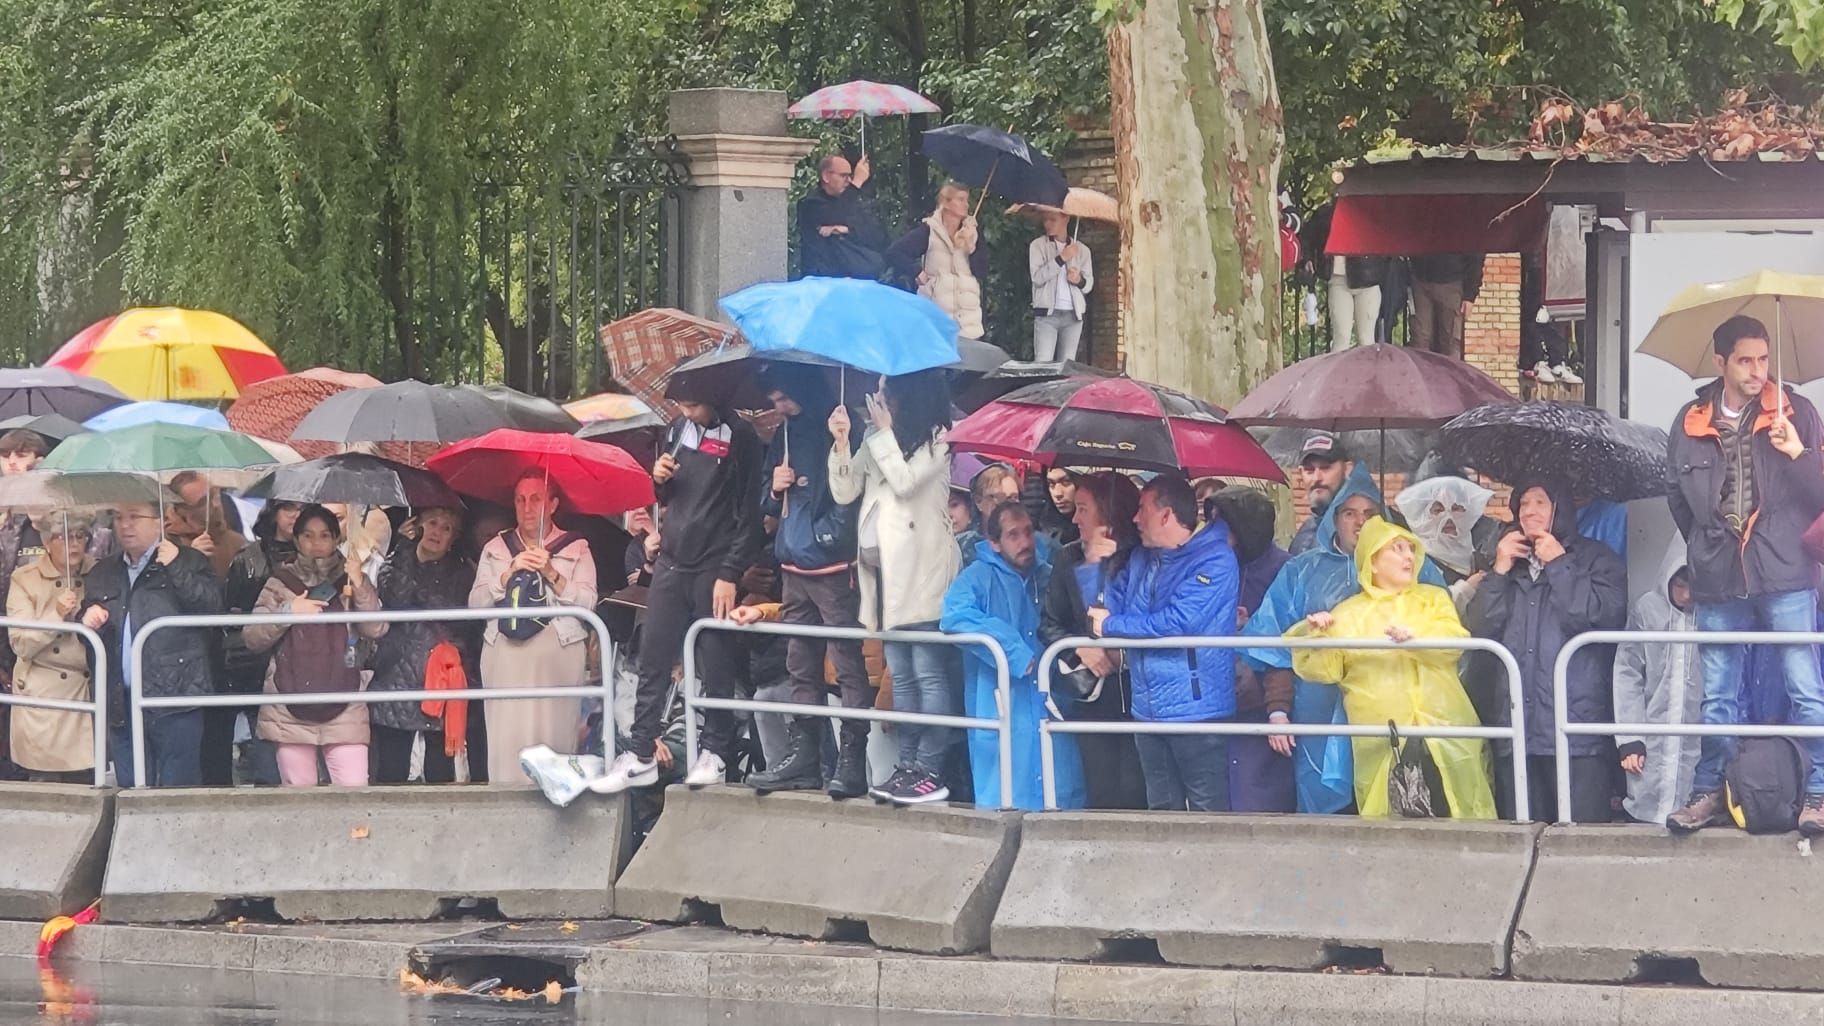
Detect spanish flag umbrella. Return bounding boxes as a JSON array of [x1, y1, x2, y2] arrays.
[[46, 307, 287, 401]]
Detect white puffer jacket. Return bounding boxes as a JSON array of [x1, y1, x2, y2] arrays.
[[918, 214, 985, 339]]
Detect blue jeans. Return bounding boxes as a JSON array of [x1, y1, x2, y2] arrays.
[[109, 710, 205, 788], [1135, 729, 1231, 811], [1692, 590, 1824, 796], [885, 622, 955, 777]]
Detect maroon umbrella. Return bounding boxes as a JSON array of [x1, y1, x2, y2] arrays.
[[948, 376, 1284, 481], [1227, 344, 1516, 430]]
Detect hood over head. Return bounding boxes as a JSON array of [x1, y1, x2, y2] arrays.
[[1315, 462, 1386, 556], [1210, 486, 1276, 562], [1354, 516, 1427, 597], [1392, 475, 1491, 575], [1507, 475, 1577, 542]]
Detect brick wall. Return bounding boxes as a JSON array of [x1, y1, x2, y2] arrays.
[[1056, 130, 1124, 371], [1464, 254, 1521, 395]]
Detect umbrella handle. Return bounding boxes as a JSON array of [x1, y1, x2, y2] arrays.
[[971, 157, 999, 220]]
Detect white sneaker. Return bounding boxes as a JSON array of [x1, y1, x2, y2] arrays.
[[587, 750, 659, 794], [1553, 364, 1582, 385], [1531, 361, 1557, 384], [682, 751, 726, 788], [519, 745, 604, 807]]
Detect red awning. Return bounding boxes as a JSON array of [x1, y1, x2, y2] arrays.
[[1325, 193, 1548, 256]]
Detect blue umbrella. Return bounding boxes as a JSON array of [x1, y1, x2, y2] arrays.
[[84, 400, 230, 433], [719, 277, 961, 377]]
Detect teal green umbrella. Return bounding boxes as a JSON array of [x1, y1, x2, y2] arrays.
[[41, 422, 276, 540]]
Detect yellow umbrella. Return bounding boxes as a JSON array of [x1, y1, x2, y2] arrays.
[[1639, 271, 1824, 383], [45, 308, 287, 401]]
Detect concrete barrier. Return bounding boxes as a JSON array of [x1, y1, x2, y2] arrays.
[[613, 786, 1022, 954], [1514, 824, 1824, 990], [992, 813, 1541, 977], [0, 783, 113, 920], [101, 786, 629, 922]]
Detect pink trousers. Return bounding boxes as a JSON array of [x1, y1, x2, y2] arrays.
[[275, 742, 369, 787]]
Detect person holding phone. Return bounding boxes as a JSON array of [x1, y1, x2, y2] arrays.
[[243, 505, 387, 787]]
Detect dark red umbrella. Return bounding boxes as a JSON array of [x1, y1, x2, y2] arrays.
[[426, 429, 655, 518], [948, 376, 1284, 481], [1227, 344, 1516, 430]]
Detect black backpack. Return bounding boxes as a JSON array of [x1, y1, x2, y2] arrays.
[[496, 530, 584, 641], [1725, 737, 1811, 833]]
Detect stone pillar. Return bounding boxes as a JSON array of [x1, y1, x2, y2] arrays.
[[667, 89, 816, 320]]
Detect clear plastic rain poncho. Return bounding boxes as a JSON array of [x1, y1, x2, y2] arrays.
[[1286, 517, 1496, 820], [1391, 476, 1492, 578]]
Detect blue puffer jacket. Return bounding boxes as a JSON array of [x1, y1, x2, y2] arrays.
[[760, 405, 860, 573], [1101, 518, 1240, 723]]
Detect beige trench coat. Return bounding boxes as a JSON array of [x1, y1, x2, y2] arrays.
[[6, 555, 96, 772], [245, 561, 387, 747]]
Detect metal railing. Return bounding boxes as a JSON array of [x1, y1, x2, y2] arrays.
[[682, 619, 1016, 808], [1038, 635, 1532, 822], [0, 617, 109, 786], [1553, 629, 1824, 825], [128, 606, 615, 788]]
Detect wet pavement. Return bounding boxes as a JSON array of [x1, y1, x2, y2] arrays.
[[0, 955, 1111, 1026]]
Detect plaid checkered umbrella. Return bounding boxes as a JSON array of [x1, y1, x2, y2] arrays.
[[598, 308, 735, 416], [787, 81, 939, 120], [227, 367, 396, 461]]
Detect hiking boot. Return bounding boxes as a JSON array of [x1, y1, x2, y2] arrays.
[[745, 720, 823, 793], [1801, 794, 1824, 837], [682, 750, 726, 788], [1666, 790, 1726, 833], [827, 739, 869, 800], [870, 767, 914, 803], [889, 770, 950, 806]]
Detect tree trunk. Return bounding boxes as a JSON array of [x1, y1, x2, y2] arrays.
[[1108, 0, 1283, 407]]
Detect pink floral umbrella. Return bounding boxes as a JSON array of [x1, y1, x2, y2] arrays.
[[787, 80, 940, 155]]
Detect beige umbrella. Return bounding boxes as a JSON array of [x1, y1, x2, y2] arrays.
[[1007, 187, 1118, 223], [1639, 271, 1824, 383]]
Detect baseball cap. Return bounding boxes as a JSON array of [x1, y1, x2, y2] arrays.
[[1298, 432, 1349, 464]]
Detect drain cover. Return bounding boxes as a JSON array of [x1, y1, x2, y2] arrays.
[[411, 920, 646, 974]]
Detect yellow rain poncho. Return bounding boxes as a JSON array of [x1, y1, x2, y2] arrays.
[[1287, 517, 1496, 819]]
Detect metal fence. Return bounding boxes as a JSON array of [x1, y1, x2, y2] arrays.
[[1037, 635, 1533, 822], [1553, 628, 1824, 826], [681, 619, 1016, 809], [0, 617, 109, 786], [126, 606, 615, 788]]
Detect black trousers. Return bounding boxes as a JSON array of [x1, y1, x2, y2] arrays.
[[200, 705, 239, 786], [633, 562, 740, 759], [1496, 752, 1616, 823], [371, 724, 456, 784], [782, 569, 873, 744]]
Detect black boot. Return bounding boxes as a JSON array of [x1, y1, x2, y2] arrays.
[[827, 736, 869, 799], [746, 720, 824, 793]]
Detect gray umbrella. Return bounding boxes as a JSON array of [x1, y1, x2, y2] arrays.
[[0, 413, 90, 444], [1438, 400, 1670, 501], [0, 368, 128, 421], [292, 380, 576, 446], [460, 384, 582, 434]]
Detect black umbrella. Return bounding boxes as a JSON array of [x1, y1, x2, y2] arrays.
[[949, 338, 1010, 376], [921, 124, 1069, 208], [955, 359, 1116, 414], [0, 368, 128, 421], [1438, 401, 1670, 501], [460, 384, 582, 434], [243, 453, 464, 509], [577, 410, 669, 469], [0, 413, 90, 444], [665, 343, 877, 411], [292, 380, 572, 446]]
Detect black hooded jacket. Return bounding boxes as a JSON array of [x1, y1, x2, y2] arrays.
[[1468, 477, 1628, 756], [796, 187, 889, 280]]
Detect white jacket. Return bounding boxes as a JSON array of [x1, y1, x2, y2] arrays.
[[918, 214, 985, 340], [829, 427, 960, 630], [1028, 236, 1094, 317], [1612, 588, 1700, 825]]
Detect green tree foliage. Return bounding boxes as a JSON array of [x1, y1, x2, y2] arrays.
[[1713, 0, 1824, 68]]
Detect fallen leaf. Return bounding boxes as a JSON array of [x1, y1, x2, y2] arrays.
[[541, 980, 563, 1003], [505, 923, 522, 931], [350, 825, 369, 840], [559, 921, 579, 934], [497, 987, 531, 1001]]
